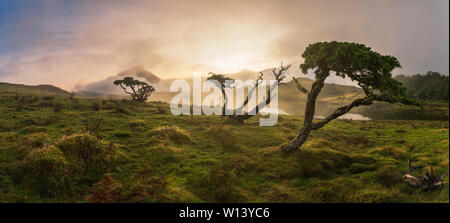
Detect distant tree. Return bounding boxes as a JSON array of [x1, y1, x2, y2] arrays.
[[395, 71, 449, 101], [206, 73, 234, 115], [281, 41, 417, 152], [113, 77, 155, 102]]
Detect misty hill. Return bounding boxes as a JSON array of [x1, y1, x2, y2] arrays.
[[0, 82, 71, 96], [117, 65, 161, 83], [73, 66, 366, 116], [76, 66, 162, 96]]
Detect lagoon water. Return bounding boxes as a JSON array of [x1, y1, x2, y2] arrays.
[[314, 113, 371, 120], [259, 108, 290, 115]]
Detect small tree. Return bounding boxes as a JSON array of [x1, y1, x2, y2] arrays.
[[206, 73, 234, 115], [114, 77, 155, 102], [281, 41, 417, 152]]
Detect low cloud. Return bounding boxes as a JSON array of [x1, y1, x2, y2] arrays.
[[0, 0, 448, 90]]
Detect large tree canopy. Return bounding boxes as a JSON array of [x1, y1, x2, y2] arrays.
[[281, 41, 417, 152], [300, 41, 413, 103], [114, 77, 155, 102]]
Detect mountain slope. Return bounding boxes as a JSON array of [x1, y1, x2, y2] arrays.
[[76, 66, 162, 95], [0, 82, 72, 96], [117, 65, 161, 83]]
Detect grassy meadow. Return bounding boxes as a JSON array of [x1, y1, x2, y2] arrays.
[[0, 84, 448, 203]]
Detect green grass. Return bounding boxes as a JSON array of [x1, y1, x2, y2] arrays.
[[0, 88, 448, 203]]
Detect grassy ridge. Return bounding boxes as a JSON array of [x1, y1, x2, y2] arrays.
[[0, 87, 448, 202]]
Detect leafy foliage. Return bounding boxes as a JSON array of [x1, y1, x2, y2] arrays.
[[395, 71, 449, 101], [300, 41, 412, 104], [114, 77, 155, 102], [281, 41, 418, 152]]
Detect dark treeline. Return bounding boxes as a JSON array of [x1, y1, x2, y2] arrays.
[[395, 71, 449, 101]]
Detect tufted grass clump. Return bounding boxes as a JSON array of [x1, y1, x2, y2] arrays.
[[350, 163, 377, 174], [206, 165, 241, 202], [23, 133, 48, 148], [350, 154, 376, 164], [21, 145, 71, 196], [376, 165, 402, 187], [147, 125, 192, 145], [55, 133, 126, 183], [18, 132, 125, 196], [204, 125, 242, 152]]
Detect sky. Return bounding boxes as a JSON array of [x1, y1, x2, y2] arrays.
[[0, 0, 448, 90]]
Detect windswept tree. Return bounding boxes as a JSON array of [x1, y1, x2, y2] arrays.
[[281, 41, 417, 152], [114, 77, 155, 102], [233, 62, 291, 121], [206, 73, 234, 115]]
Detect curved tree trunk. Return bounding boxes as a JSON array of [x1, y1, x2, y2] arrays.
[[281, 77, 325, 152], [279, 77, 399, 152], [222, 88, 227, 115]]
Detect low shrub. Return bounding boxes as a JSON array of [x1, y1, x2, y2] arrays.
[[37, 101, 53, 108], [53, 102, 63, 112], [156, 106, 169, 114], [42, 95, 55, 100], [19, 95, 38, 104], [91, 102, 101, 111], [114, 107, 131, 115]]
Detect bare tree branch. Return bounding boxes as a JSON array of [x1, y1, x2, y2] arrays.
[[233, 62, 291, 120], [292, 77, 309, 94], [311, 97, 373, 130]]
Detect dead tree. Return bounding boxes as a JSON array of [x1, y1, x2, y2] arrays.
[[233, 62, 291, 121], [280, 41, 419, 152], [402, 160, 446, 190]]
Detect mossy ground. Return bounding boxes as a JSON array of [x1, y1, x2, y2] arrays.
[[0, 90, 448, 203]]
